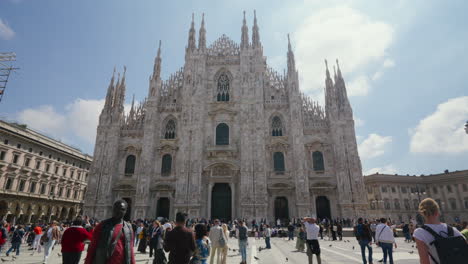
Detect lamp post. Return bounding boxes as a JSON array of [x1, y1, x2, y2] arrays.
[[411, 185, 426, 226]]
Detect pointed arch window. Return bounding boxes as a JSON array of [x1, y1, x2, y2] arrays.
[[271, 116, 283, 136], [216, 123, 229, 145], [161, 154, 172, 176], [312, 151, 325, 171], [164, 120, 176, 139], [273, 152, 285, 172], [124, 155, 136, 175], [217, 73, 230, 102]]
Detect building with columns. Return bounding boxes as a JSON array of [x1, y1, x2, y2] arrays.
[[84, 12, 367, 221], [364, 170, 468, 223], [0, 120, 92, 224]]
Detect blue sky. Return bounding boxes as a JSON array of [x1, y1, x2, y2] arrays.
[[1, 0, 467, 175]]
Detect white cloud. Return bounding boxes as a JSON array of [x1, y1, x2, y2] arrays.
[[347, 75, 370, 96], [17, 99, 105, 149], [364, 164, 397, 175], [383, 58, 395, 68], [0, 18, 15, 40], [410, 96, 468, 153], [372, 58, 396, 81], [294, 6, 394, 95], [358, 133, 393, 159]]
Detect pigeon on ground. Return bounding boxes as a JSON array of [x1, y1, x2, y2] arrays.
[[412, 245, 414, 248], [409, 251, 414, 254], [329, 244, 332, 247], [286, 257, 288, 262], [378, 259, 384, 262], [254, 256, 260, 260], [352, 246, 355, 250]]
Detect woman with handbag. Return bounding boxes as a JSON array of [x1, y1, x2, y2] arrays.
[[191, 224, 211, 264]]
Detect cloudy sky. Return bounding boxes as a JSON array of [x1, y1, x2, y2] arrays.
[[1, 0, 467, 175]]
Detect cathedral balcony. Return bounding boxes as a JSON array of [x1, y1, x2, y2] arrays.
[[206, 145, 238, 159], [268, 171, 292, 180], [158, 103, 182, 112]]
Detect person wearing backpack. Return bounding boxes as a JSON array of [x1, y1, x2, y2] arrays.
[[413, 198, 467, 264], [375, 218, 396, 264], [5, 225, 24, 257], [354, 218, 373, 264]]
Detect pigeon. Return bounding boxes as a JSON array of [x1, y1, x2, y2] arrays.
[[378, 259, 384, 262], [254, 256, 260, 260], [232, 249, 236, 252], [409, 251, 414, 254], [352, 246, 355, 250], [329, 244, 332, 247], [286, 257, 288, 262], [412, 245, 414, 248]]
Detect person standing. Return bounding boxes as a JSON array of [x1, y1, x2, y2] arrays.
[[264, 224, 272, 249], [287, 223, 295, 241], [148, 221, 160, 258], [375, 218, 396, 264], [135, 222, 144, 247], [296, 226, 306, 252], [85, 200, 136, 264], [303, 217, 321, 264], [219, 224, 229, 264], [137, 224, 148, 253], [208, 219, 223, 264], [337, 222, 343, 241], [164, 212, 196, 264], [5, 225, 24, 257], [42, 221, 60, 263], [236, 220, 248, 264], [61, 217, 92, 264], [0, 221, 7, 254], [191, 224, 211, 264], [354, 218, 373, 264], [413, 198, 467, 264]]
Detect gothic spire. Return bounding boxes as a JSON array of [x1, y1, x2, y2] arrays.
[[252, 10, 260, 48], [287, 34, 296, 76], [336, 59, 343, 79], [333, 59, 351, 114], [129, 94, 135, 119], [198, 13, 206, 50], [187, 13, 196, 52], [104, 67, 116, 109], [241, 11, 249, 50], [153, 40, 162, 80], [115, 66, 126, 113]]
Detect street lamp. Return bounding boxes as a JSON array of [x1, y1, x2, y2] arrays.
[[411, 185, 426, 226], [465, 120, 468, 134]]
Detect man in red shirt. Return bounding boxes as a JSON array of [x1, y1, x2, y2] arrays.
[[84, 200, 135, 264], [61, 217, 92, 264]]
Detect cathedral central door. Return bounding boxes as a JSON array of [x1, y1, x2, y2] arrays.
[[316, 196, 331, 220], [274, 197, 289, 222], [211, 183, 232, 221], [156, 198, 170, 219]]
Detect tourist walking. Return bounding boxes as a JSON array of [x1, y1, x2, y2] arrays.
[[236, 220, 248, 264], [375, 218, 396, 264], [264, 224, 272, 249], [219, 224, 229, 264], [85, 200, 136, 264], [31, 224, 43, 254], [296, 226, 306, 252], [191, 223, 211, 264], [137, 224, 148, 253], [413, 198, 467, 264], [354, 218, 373, 264], [208, 219, 223, 264], [0, 221, 7, 254], [5, 225, 24, 257], [164, 212, 196, 264], [61, 217, 92, 264], [287, 223, 295, 240], [42, 221, 60, 263], [135, 222, 144, 247], [303, 217, 321, 264]]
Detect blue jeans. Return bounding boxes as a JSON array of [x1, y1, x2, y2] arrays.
[[380, 242, 393, 264], [265, 237, 271, 248], [6, 242, 20, 256], [238, 239, 247, 262], [288, 231, 294, 240], [359, 240, 372, 264]]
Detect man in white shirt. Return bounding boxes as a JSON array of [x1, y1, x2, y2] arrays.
[[208, 219, 223, 264], [264, 225, 272, 249], [303, 217, 321, 264], [375, 218, 396, 264]]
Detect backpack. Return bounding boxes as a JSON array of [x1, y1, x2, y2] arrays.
[[238, 226, 247, 240], [355, 224, 364, 239], [421, 225, 468, 264]]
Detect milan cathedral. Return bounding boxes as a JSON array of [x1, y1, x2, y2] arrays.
[[83, 12, 367, 221]]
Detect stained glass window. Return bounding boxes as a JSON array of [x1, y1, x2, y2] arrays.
[[217, 73, 230, 102], [272, 116, 283, 136]]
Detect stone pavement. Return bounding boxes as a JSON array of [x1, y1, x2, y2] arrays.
[[0, 237, 420, 263]]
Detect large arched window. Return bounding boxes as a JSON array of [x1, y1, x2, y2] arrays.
[[312, 151, 325, 171], [216, 123, 229, 145], [394, 199, 400, 210], [271, 116, 283, 136], [164, 120, 176, 139], [217, 73, 230, 102], [161, 154, 172, 176], [124, 155, 136, 175], [273, 152, 285, 172]]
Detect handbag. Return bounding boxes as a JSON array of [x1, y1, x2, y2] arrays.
[[218, 229, 226, 248]]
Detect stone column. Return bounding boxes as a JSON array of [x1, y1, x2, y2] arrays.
[[207, 183, 213, 219], [230, 182, 235, 219]]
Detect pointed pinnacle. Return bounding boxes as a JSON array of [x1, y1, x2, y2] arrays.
[[243, 10, 246, 23], [287, 34, 291, 50], [324, 59, 328, 69], [157, 40, 162, 56], [202, 13, 205, 24], [254, 10, 257, 21]]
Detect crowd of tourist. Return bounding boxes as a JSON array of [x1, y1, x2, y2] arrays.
[[0, 198, 467, 264]]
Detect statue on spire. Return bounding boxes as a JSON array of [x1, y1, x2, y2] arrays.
[[198, 13, 206, 50], [241, 11, 249, 50], [252, 10, 260, 48], [187, 13, 196, 52], [153, 40, 162, 80], [287, 34, 296, 76]]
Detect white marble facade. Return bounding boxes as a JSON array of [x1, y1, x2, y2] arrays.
[[83, 12, 367, 221]]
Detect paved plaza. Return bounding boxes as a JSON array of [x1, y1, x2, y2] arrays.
[[0, 237, 420, 264]]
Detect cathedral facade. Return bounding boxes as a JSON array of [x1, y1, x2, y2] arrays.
[[83, 12, 367, 221]]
